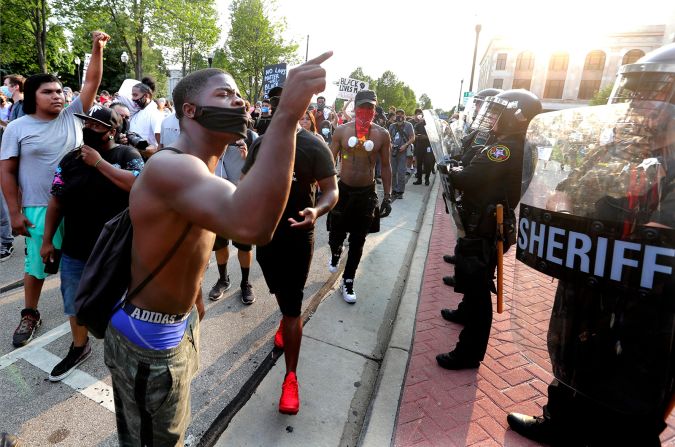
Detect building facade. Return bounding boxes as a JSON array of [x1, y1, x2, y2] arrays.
[[477, 25, 669, 111]]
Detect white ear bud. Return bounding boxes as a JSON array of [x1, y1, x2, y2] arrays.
[[348, 136, 358, 148], [364, 140, 374, 152]]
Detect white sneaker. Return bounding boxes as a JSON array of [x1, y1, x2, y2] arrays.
[[341, 279, 356, 303], [328, 259, 338, 273]]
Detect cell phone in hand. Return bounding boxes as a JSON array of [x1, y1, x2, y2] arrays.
[[44, 249, 62, 275]]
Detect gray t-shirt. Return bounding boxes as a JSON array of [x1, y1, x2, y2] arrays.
[[0, 96, 84, 207], [388, 121, 415, 148], [216, 145, 246, 186]]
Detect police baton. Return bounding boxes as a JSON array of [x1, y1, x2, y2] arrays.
[[496, 204, 504, 314]]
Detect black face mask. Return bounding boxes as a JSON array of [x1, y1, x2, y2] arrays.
[[133, 97, 147, 109], [82, 127, 109, 149], [193, 105, 248, 139]]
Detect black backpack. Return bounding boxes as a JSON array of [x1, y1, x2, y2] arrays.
[[74, 148, 192, 338]]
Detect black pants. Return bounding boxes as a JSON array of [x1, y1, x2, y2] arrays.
[[451, 236, 495, 361], [415, 150, 435, 181], [541, 379, 664, 447], [328, 182, 378, 280]]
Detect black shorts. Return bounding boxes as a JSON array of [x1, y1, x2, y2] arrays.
[[212, 236, 252, 252], [327, 182, 379, 234], [256, 226, 314, 317]]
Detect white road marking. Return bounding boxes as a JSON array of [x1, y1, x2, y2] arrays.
[[0, 322, 115, 412], [0, 322, 70, 369], [24, 347, 115, 412]]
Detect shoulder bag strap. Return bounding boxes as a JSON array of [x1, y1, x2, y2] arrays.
[[127, 146, 193, 300]]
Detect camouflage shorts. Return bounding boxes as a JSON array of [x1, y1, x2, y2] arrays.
[[104, 308, 200, 447]]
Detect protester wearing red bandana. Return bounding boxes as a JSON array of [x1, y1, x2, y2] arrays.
[[327, 90, 393, 304]]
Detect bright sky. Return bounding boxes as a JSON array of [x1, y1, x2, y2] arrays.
[[214, 0, 672, 109]]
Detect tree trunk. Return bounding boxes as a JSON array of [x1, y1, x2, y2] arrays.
[[133, 0, 144, 79], [39, 0, 47, 73]]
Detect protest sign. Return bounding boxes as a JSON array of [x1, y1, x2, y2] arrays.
[[336, 77, 369, 100], [263, 63, 287, 97]]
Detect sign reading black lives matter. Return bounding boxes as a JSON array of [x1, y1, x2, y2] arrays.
[[336, 77, 369, 101], [263, 63, 287, 97], [516, 204, 675, 295]]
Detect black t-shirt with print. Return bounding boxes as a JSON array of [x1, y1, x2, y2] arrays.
[[242, 128, 336, 233], [51, 144, 144, 260]]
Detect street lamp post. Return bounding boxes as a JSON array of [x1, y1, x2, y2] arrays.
[[74, 56, 81, 89], [120, 51, 129, 78], [457, 79, 464, 112], [208, 51, 215, 68], [469, 24, 481, 92]]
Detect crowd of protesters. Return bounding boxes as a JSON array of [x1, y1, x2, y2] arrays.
[[0, 29, 439, 444]]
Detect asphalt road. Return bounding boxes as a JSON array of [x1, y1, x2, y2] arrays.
[[0, 214, 339, 446]]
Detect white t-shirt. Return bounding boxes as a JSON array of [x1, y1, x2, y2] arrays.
[[160, 113, 180, 147], [129, 100, 163, 146]]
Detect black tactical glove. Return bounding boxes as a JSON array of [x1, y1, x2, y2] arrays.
[[380, 197, 392, 218]]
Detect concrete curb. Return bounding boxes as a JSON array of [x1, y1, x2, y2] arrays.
[[359, 178, 439, 447]]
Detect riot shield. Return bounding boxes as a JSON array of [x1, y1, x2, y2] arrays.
[[512, 101, 675, 420], [424, 109, 465, 235]]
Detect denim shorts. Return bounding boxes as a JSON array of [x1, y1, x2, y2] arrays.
[[59, 254, 86, 317]]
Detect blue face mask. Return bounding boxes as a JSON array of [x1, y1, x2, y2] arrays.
[[261, 106, 270, 114], [0, 86, 11, 97], [321, 127, 330, 136]]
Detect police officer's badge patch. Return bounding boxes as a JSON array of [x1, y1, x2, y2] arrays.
[[486, 145, 510, 162]]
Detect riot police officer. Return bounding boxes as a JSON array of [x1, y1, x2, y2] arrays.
[[442, 87, 502, 270], [436, 89, 542, 369], [507, 43, 675, 446]]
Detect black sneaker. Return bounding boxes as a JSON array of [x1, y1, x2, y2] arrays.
[[208, 276, 231, 301], [413, 179, 422, 185], [0, 243, 14, 262], [12, 309, 41, 348], [436, 351, 480, 370], [443, 254, 456, 264], [241, 283, 255, 305], [0, 432, 21, 447], [49, 339, 92, 382], [425, 179, 430, 186]]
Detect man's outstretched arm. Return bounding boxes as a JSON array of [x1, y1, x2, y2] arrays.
[[150, 52, 333, 244]]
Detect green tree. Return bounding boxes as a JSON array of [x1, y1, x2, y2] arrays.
[[375, 70, 417, 114], [589, 84, 613, 106], [220, 0, 298, 102], [418, 93, 433, 110], [155, 0, 220, 76], [0, 0, 72, 75]]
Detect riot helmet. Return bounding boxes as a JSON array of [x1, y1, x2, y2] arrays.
[[471, 89, 542, 135], [471, 87, 503, 120], [608, 43, 675, 153]]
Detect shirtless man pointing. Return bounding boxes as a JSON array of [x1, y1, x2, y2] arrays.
[[103, 52, 332, 446], [328, 89, 393, 303]]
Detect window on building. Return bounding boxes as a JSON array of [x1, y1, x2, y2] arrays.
[[543, 80, 565, 99], [512, 78, 532, 90], [493, 79, 504, 89], [515, 51, 535, 71], [583, 50, 606, 71], [622, 49, 645, 65], [495, 53, 507, 70], [548, 53, 569, 71], [578, 80, 601, 100]]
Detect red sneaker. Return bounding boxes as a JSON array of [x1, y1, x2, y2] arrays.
[[279, 372, 300, 415], [274, 321, 284, 350]]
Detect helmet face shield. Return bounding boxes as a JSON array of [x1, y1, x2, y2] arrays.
[[470, 96, 509, 132], [610, 71, 675, 104]]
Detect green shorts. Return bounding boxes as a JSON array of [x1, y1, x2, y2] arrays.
[[23, 206, 64, 280]]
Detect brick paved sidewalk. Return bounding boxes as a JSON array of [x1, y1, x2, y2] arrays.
[[393, 188, 675, 447]]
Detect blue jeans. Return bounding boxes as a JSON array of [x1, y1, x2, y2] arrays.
[[60, 254, 86, 316], [0, 189, 13, 245], [391, 150, 408, 193]]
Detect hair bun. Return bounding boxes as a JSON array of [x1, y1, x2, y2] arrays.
[[141, 76, 156, 92]]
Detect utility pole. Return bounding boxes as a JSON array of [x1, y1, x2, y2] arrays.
[[305, 35, 310, 62], [457, 79, 464, 112], [469, 24, 481, 92]]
